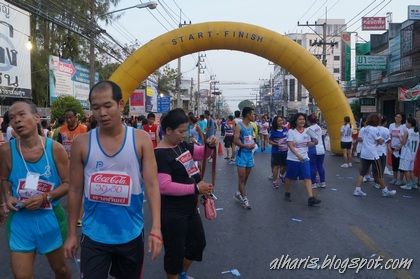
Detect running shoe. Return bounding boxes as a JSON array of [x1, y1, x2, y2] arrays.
[[400, 184, 412, 190], [348, 163, 353, 167], [373, 183, 381, 189], [319, 182, 327, 188], [382, 188, 396, 197], [395, 180, 404, 186], [353, 188, 367, 197], [411, 182, 418, 189], [340, 163, 348, 168], [268, 174, 273, 180], [224, 156, 230, 160], [242, 197, 252, 209], [272, 181, 279, 189], [312, 183, 319, 189], [229, 159, 236, 165], [284, 192, 291, 202], [234, 192, 243, 203], [389, 178, 397, 184], [308, 197, 321, 206], [179, 272, 194, 279]]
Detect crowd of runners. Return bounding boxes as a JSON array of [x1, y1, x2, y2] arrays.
[[0, 80, 419, 278]]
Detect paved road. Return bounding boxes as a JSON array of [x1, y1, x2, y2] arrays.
[[1, 148, 419, 278]]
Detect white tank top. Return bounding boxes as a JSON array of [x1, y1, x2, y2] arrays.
[[84, 126, 142, 204]]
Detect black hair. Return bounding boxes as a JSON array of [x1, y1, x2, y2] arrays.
[[381, 116, 387, 126], [271, 115, 282, 130], [344, 116, 352, 129], [228, 115, 234, 120], [189, 114, 198, 124], [161, 108, 189, 133], [89, 80, 122, 104], [234, 110, 240, 118], [204, 110, 210, 116], [147, 112, 156, 119], [241, 107, 254, 118], [199, 114, 205, 120], [41, 119, 48, 129], [290, 113, 307, 129], [11, 100, 38, 115], [308, 113, 318, 124], [1, 111, 10, 133], [64, 108, 76, 116], [406, 117, 418, 133]]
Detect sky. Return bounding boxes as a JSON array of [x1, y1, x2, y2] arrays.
[[104, 0, 415, 111]]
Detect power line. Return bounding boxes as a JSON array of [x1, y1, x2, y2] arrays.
[[298, 0, 319, 22], [307, 0, 328, 22], [171, 0, 191, 22], [158, 0, 179, 24], [155, 6, 177, 29]]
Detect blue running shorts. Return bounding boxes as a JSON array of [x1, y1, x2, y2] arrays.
[[285, 159, 311, 180], [7, 205, 67, 254]]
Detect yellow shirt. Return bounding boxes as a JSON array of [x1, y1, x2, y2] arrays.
[[250, 121, 258, 138]]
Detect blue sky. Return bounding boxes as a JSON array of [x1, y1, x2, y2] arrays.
[[105, 0, 414, 110]]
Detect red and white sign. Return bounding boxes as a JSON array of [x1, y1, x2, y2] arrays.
[[399, 86, 420, 101], [129, 89, 145, 116], [18, 179, 53, 209], [89, 172, 132, 206], [362, 17, 386, 31], [175, 150, 200, 178]]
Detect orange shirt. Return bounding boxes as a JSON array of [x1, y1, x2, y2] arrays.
[[58, 123, 87, 157]]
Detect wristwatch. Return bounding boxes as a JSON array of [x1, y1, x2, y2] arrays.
[[46, 194, 53, 203]]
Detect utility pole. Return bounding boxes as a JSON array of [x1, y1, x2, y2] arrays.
[[176, 20, 191, 109], [89, 0, 96, 89], [195, 53, 206, 114], [189, 77, 194, 112], [297, 13, 337, 67]]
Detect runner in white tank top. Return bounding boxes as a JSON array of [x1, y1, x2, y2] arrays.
[[64, 81, 162, 279]]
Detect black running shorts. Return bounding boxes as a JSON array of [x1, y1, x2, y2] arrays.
[[80, 233, 144, 279]]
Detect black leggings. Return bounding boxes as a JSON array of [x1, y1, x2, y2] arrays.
[[161, 195, 206, 275]]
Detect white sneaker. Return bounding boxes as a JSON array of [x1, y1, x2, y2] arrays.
[[411, 183, 418, 189], [268, 174, 273, 180], [312, 183, 319, 189], [400, 184, 412, 190], [341, 163, 348, 168], [382, 189, 396, 197], [229, 159, 236, 165], [373, 183, 381, 189], [348, 163, 353, 167], [395, 180, 403, 186], [319, 182, 326, 188], [384, 168, 393, 176], [353, 188, 367, 197], [234, 192, 243, 202], [389, 178, 397, 184], [242, 197, 251, 209]]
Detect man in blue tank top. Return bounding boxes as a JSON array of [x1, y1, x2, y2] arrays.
[[64, 81, 162, 279], [233, 107, 256, 210], [0, 100, 71, 278]]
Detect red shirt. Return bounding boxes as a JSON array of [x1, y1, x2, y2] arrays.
[[143, 124, 158, 148]]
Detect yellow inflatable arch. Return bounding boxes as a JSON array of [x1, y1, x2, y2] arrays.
[[110, 21, 355, 154]]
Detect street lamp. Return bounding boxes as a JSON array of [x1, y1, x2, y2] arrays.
[[103, 1, 158, 16], [89, 1, 158, 88]]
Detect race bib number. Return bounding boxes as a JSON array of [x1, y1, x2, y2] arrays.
[[88, 172, 132, 206], [244, 135, 254, 145], [148, 132, 156, 140], [175, 150, 200, 178], [17, 178, 54, 209], [62, 138, 72, 156]]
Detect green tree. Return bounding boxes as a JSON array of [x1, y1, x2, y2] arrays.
[[238, 99, 255, 111], [350, 99, 361, 120], [50, 95, 84, 121], [156, 65, 178, 95]]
